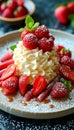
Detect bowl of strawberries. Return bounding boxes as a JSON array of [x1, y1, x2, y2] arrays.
[[0, 0, 35, 24]]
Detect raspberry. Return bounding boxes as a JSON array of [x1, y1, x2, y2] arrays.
[[38, 37, 54, 52], [50, 82, 69, 98], [35, 25, 49, 39], [23, 33, 38, 49], [21, 30, 29, 40]]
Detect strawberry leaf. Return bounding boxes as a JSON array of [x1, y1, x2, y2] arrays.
[[68, 14, 74, 21], [70, 20, 74, 28], [10, 45, 16, 51], [55, 2, 68, 8], [60, 78, 72, 91]]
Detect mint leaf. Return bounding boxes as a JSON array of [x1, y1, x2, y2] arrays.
[[18, 28, 25, 32], [31, 22, 39, 30], [10, 45, 16, 51], [70, 20, 74, 28], [25, 15, 34, 29]]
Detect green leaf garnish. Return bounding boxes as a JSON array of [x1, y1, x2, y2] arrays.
[[10, 45, 16, 51], [19, 28, 26, 32], [25, 15, 34, 29], [19, 15, 39, 32], [70, 20, 74, 29], [68, 14, 74, 21], [60, 78, 72, 91], [55, 2, 68, 8]]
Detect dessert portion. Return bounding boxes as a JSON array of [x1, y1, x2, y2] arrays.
[[0, 16, 74, 102], [13, 41, 59, 84]]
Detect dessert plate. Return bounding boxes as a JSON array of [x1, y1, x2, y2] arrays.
[[0, 30, 74, 119]]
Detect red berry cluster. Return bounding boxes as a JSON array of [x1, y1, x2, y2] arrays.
[[0, 0, 28, 18], [21, 25, 55, 52], [54, 2, 74, 25]]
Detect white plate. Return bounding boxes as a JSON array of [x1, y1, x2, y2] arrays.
[[0, 30, 74, 119]]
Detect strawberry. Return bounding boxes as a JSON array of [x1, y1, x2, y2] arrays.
[[60, 56, 74, 69], [55, 44, 64, 52], [21, 30, 29, 40], [60, 65, 74, 82], [59, 48, 72, 58], [54, 6, 69, 25], [0, 59, 14, 70], [33, 75, 47, 96], [2, 8, 14, 18], [38, 37, 54, 52], [35, 25, 49, 39], [0, 81, 2, 86], [8, 0, 17, 11], [0, 68, 6, 77], [19, 75, 29, 96], [2, 76, 18, 95], [67, 2, 74, 14], [25, 88, 33, 101], [23, 33, 38, 49], [0, 2, 7, 12], [14, 6, 28, 18], [0, 64, 16, 81], [60, 65, 71, 80], [50, 82, 69, 98], [1, 51, 13, 62], [17, 0, 24, 6]]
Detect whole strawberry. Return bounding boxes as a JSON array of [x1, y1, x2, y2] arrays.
[[2, 8, 14, 18], [35, 25, 49, 39], [67, 2, 74, 14], [50, 82, 69, 98], [14, 6, 28, 18], [54, 6, 69, 25], [8, 0, 17, 11], [38, 37, 54, 52], [59, 48, 72, 58], [23, 33, 38, 49]]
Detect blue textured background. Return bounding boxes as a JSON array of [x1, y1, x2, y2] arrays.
[[0, 0, 74, 130]]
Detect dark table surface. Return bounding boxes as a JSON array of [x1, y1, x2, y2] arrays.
[[0, 0, 74, 130]]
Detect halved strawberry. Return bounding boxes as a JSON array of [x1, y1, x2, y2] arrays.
[[1, 51, 13, 62], [19, 75, 29, 96], [0, 64, 16, 81], [0, 59, 14, 70], [60, 65, 74, 82], [25, 88, 33, 101], [60, 56, 74, 69], [0, 68, 6, 77], [2, 76, 18, 95], [50, 82, 69, 98], [33, 75, 47, 96]]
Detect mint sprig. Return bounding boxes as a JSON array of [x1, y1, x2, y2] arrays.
[[60, 78, 72, 91], [19, 15, 39, 32], [10, 45, 16, 51]]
